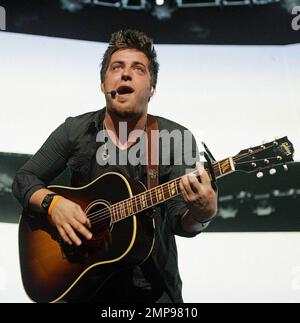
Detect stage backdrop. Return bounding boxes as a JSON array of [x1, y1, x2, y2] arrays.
[[0, 32, 300, 302]]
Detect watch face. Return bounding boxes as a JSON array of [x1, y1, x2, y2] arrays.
[[41, 194, 55, 209]]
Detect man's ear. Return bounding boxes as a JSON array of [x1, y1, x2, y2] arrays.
[[150, 86, 155, 97], [100, 83, 105, 93], [148, 87, 155, 102]]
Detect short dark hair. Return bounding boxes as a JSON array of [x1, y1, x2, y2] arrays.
[[100, 30, 159, 89]]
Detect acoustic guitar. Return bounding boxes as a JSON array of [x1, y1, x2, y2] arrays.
[[18, 137, 294, 302]]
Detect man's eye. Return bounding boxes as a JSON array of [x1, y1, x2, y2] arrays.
[[135, 66, 145, 72], [112, 65, 121, 70]]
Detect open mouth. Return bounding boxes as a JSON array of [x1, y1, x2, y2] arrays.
[[117, 85, 135, 95]]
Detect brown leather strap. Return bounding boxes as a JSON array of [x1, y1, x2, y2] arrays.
[[146, 114, 159, 189]]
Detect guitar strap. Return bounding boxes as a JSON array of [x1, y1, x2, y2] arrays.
[[146, 114, 159, 189]]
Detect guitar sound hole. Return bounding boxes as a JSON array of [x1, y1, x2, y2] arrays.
[[86, 202, 112, 238]]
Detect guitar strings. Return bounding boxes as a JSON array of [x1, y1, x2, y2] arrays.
[[86, 162, 214, 223], [87, 147, 271, 225], [233, 144, 275, 162], [88, 162, 223, 225], [234, 156, 279, 165], [87, 145, 277, 226], [87, 177, 183, 225], [87, 145, 259, 222]]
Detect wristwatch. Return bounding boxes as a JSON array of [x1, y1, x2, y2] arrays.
[[41, 193, 57, 213]]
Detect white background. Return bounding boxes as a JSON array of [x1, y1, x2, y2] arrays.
[[0, 32, 300, 302]]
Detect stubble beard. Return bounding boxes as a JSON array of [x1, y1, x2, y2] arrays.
[[107, 104, 146, 120]]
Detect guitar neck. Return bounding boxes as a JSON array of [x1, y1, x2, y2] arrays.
[[111, 157, 235, 223]]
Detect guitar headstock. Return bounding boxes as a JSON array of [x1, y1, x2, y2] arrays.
[[233, 136, 294, 178]]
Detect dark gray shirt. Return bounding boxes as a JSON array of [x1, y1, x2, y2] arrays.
[[12, 107, 206, 303]]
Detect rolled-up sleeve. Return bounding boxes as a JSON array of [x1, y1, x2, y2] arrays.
[[12, 118, 72, 213]]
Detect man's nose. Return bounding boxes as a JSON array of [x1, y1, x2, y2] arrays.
[[122, 74, 132, 81], [121, 67, 132, 81]]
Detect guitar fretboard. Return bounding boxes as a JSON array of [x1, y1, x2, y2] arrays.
[[111, 157, 235, 223]]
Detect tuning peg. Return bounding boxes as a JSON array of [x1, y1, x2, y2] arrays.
[[283, 164, 289, 171], [269, 168, 276, 175], [251, 162, 257, 168], [256, 171, 264, 179], [264, 159, 270, 165]]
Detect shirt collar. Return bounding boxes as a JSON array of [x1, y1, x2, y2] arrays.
[[86, 107, 106, 133]]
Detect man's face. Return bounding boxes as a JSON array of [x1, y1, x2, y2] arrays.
[[101, 48, 153, 118]]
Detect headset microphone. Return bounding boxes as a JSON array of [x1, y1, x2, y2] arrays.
[[105, 90, 117, 99]]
